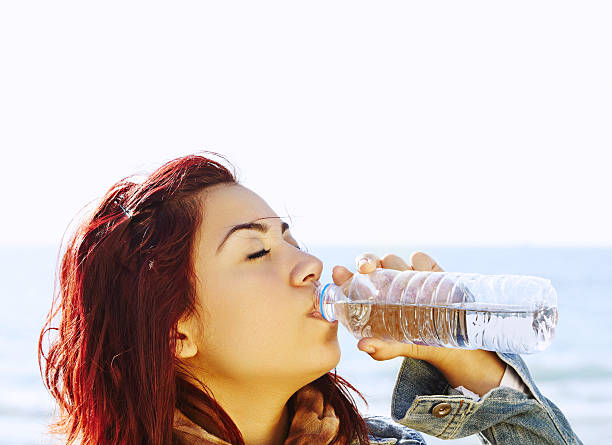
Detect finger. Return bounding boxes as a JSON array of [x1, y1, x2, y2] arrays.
[[380, 253, 411, 271], [410, 251, 444, 272], [355, 252, 382, 274], [332, 265, 353, 286]]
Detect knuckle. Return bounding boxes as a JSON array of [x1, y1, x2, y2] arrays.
[[382, 253, 405, 263], [411, 251, 432, 264], [356, 252, 378, 265], [381, 253, 409, 270], [381, 253, 396, 262]]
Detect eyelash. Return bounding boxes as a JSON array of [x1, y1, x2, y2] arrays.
[[246, 248, 271, 261], [246, 242, 302, 261]]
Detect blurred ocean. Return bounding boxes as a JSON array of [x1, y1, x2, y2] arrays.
[[1, 245, 610, 444]]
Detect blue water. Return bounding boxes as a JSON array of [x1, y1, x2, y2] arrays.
[[1, 245, 610, 444]]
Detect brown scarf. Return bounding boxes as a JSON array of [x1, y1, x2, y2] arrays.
[[173, 382, 342, 445]]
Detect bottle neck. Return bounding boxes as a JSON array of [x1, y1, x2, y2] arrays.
[[315, 282, 343, 322]]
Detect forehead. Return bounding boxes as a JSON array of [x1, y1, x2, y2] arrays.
[[200, 184, 278, 232]]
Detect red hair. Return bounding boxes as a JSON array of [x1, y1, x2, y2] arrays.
[[39, 152, 371, 445]]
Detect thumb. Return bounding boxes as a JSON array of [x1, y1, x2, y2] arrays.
[[357, 337, 410, 361], [332, 265, 354, 286]]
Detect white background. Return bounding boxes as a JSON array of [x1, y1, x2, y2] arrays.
[[2, 4, 608, 444], [1, 0, 610, 248]]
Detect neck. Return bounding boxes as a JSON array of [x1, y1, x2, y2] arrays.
[[183, 375, 297, 445], [234, 399, 291, 445]]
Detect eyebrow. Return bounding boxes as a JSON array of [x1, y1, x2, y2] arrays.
[[216, 220, 290, 254]]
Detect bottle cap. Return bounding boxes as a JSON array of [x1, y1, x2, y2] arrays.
[[318, 283, 333, 320]]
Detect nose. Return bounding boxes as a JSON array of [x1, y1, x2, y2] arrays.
[[289, 252, 323, 288]]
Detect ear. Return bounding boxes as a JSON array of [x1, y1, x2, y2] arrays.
[[175, 315, 198, 359]]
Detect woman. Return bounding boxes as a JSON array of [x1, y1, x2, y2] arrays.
[[39, 153, 582, 445]]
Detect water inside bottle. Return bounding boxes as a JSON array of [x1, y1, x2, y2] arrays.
[[332, 301, 558, 354]]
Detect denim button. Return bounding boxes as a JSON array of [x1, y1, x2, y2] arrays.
[[432, 402, 452, 418]]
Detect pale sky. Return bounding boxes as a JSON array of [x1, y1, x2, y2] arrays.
[[1, 1, 610, 247]]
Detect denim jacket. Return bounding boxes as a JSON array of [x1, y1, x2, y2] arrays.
[[354, 352, 583, 444]]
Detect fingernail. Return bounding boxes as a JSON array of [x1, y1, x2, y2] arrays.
[[363, 346, 375, 353]]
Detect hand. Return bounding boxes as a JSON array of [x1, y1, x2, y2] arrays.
[[332, 251, 449, 364], [332, 251, 507, 395]]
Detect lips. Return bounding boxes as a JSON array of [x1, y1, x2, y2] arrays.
[[309, 280, 322, 314], [309, 309, 324, 319], [309, 308, 336, 323]]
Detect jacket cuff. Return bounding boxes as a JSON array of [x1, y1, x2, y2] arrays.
[[390, 353, 580, 443], [449, 364, 533, 401]]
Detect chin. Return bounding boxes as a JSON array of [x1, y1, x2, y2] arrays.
[[303, 342, 340, 374], [320, 340, 342, 371]]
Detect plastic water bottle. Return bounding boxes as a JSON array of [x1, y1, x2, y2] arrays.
[[314, 268, 559, 354]]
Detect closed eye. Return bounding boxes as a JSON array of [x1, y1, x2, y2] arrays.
[[246, 239, 302, 262], [246, 248, 271, 261]]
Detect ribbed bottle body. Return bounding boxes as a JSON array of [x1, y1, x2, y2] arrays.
[[315, 269, 558, 354]]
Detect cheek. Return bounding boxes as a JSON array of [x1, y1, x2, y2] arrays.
[[197, 292, 306, 371]]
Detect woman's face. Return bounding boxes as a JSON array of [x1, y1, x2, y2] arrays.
[[187, 183, 340, 387]]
